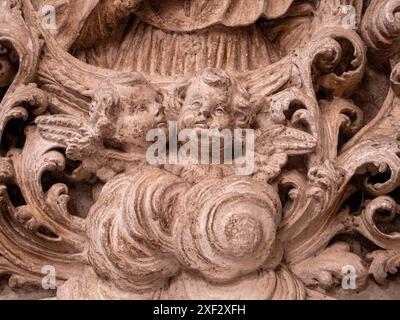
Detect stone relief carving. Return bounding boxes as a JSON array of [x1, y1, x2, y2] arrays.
[[0, 0, 399, 300]]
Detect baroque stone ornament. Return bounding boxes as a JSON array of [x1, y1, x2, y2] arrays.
[[0, 0, 400, 300]]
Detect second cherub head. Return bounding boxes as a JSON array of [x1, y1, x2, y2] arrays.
[[90, 74, 167, 153], [176, 68, 255, 134]]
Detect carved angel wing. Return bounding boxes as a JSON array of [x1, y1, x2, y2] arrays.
[[253, 125, 317, 182], [255, 125, 317, 156], [36, 114, 146, 182], [242, 56, 294, 98], [35, 114, 101, 161]]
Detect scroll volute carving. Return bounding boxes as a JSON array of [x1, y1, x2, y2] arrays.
[[0, 0, 399, 300]]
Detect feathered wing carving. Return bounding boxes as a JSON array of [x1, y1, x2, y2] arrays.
[[35, 114, 147, 183], [253, 125, 317, 182], [36, 115, 100, 161]]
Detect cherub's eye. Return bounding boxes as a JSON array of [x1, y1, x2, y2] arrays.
[[133, 104, 147, 113], [191, 101, 202, 109], [215, 106, 226, 114]]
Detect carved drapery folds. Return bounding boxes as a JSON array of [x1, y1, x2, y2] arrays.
[[0, 0, 399, 300]]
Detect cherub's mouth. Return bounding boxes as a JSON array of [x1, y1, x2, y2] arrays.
[[156, 117, 168, 128], [157, 121, 167, 129], [195, 121, 208, 129]]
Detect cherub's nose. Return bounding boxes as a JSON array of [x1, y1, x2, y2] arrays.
[[198, 108, 210, 118], [97, 115, 109, 128], [154, 104, 165, 117]]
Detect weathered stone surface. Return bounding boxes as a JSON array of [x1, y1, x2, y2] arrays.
[[0, 0, 399, 300]]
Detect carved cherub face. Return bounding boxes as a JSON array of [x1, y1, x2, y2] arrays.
[[91, 78, 167, 152], [177, 68, 253, 135], [178, 80, 234, 134], [114, 84, 167, 150]]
